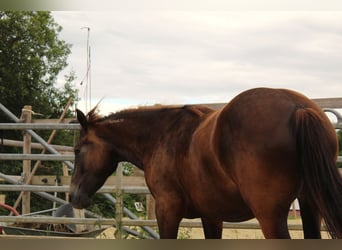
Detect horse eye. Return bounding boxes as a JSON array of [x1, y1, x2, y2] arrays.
[[74, 148, 80, 155]]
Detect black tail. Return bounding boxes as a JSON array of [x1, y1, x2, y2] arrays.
[[295, 107, 342, 239]]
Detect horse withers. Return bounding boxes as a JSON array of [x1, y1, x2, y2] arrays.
[[70, 88, 342, 239]]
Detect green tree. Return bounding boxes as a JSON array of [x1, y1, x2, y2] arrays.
[[0, 11, 78, 215], [0, 11, 74, 119]]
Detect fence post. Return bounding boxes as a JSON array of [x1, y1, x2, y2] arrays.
[[0, 194, 5, 203], [62, 162, 70, 202], [11, 98, 73, 214], [115, 163, 123, 239], [21, 105, 32, 215], [146, 195, 156, 220]]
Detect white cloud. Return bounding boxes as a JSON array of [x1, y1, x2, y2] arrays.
[[53, 11, 342, 114]]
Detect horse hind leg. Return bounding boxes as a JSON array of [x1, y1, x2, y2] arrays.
[[298, 196, 321, 238], [201, 218, 223, 239], [237, 176, 294, 238], [256, 211, 291, 239], [249, 189, 294, 238]]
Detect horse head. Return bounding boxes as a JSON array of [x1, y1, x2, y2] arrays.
[[70, 109, 120, 209]]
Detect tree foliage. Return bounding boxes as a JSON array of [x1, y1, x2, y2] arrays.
[[0, 11, 75, 120], [0, 11, 78, 214]]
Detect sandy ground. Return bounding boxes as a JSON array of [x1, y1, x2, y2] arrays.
[[0, 218, 330, 239], [96, 218, 331, 239]]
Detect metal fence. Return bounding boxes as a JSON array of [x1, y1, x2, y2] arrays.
[[1, 100, 342, 238], [0, 103, 158, 238]]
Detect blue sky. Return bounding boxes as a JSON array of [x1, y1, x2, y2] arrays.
[[52, 11, 342, 114]]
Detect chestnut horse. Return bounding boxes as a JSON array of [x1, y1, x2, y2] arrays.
[[70, 88, 342, 239]]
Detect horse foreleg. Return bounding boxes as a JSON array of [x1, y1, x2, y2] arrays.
[[155, 198, 183, 239], [201, 218, 223, 239]]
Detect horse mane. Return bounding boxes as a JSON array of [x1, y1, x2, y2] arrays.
[[85, 104, 214, 124], [86, 106, 103, 124]]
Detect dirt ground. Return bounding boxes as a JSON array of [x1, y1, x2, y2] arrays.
[[97, 218, 331, 239], [184, 219, 330, 239]]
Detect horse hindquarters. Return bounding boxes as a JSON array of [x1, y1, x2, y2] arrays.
[[295, 107, 342, 239], [213, 101, 298, 237]]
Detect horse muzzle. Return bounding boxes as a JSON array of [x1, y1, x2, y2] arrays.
[[69, 189, 92, 209]]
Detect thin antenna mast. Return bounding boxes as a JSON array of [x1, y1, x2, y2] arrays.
[[81, 27, 91, 112]]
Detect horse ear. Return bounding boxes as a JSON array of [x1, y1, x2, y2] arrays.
[[76, 109, 87, 130]]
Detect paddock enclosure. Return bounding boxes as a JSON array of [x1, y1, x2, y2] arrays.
[[1, 96, 342, 239]]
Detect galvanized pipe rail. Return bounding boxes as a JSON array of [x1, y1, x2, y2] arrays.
[[0, 184, 150, 194], [0, 103, 74, 170], [0, 172, 148, 239], [0, 123, 80, 130], [3, 154, 342, 163], [0, 102, 340, 238], [1, 139, 74, 152], [0, 116, 341, 130], [0, 216, 115, 226], [0, 154, 74, 161], [0, 216, 328, 232], [0, 172, 97, 218], [0, 103, 160, 239]]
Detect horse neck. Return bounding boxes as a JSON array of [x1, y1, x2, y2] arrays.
[[98, 106, 209, 170], [97, 113, 169, 169]]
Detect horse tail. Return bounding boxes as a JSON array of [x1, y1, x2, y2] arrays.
[[294, 107, 342, 238]]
